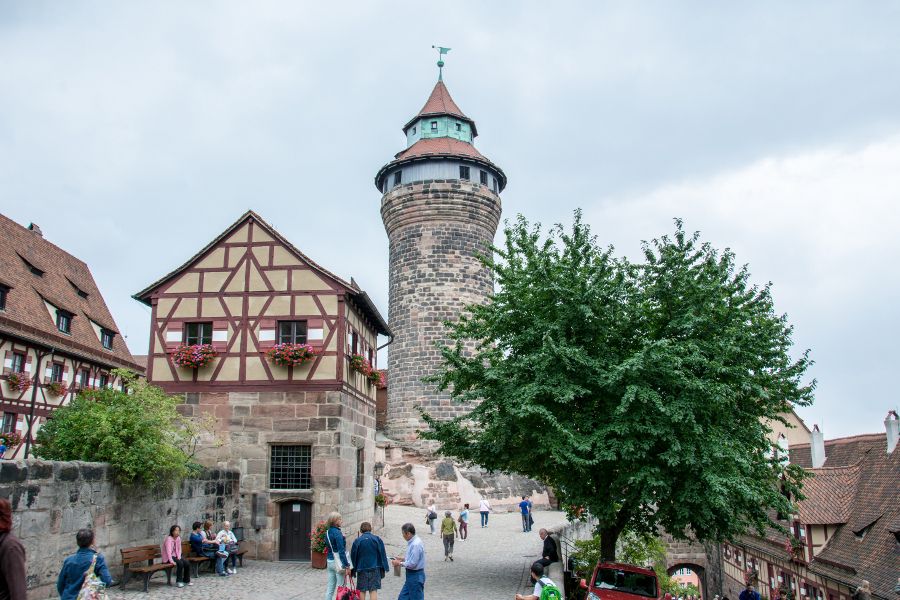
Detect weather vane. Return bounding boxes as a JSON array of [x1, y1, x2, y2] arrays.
[[432, 45, 451, 81]]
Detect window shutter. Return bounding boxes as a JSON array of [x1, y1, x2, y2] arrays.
[[164, 323, 183, 352], [44, 364, 53, 384], [24, 354, 32, 373], [2, 351, 10, 375], [212, 321, 229, 352], [258, 319, 277, 350], [308, 319, 325, 349]]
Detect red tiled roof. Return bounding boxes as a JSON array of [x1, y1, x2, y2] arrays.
[[394, 137, 488, 161], [0, 214, 141, 370], [797, 462, 861, 524], [402, 81, 478, 136], [789, 433, 885, 467]]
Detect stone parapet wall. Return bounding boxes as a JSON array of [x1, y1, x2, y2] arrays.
[[381, 180, 501, 449], [0, 460, 239, 600]]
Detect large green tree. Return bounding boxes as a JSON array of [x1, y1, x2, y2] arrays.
[[423, 213, 813, 560]]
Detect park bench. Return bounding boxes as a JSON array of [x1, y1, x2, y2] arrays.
[[120, 545, 173, 592], [182, 540, 214, 578]]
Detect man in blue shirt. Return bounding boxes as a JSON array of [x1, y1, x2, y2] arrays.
[[57, 529, 112, 600], [519, 496, 531, 532], [391, 522, 426, 600], [740, 584, 762, 600]]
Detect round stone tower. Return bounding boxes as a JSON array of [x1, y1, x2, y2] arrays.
[[376, 75, 506, 450]]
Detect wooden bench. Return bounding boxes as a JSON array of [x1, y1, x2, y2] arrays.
[[182, 540, 215, 578], [120, 545, 173, 592], [231, 527, 249, 568]]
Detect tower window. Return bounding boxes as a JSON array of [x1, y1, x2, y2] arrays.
[[411, 127, 416, 135], [480, 171, 488, 185], [493, 177, 499, 192], [459, 166, 470, 180], [456, 122, 461, 131], [393, 171, 402, 187], [430, 121, 438, 131]]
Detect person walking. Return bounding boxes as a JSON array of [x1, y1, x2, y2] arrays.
[[350, 521, 390, 600], [324, 512, 351, 600], [391, 523, 425, 600], [440, 511, 458, 561], [425, 502, 437, 535], [162, 525, 192, 588], [479, 497, 492, 528], [57, 528, 112, 600], [0, 497, 26, 600], [458, 503, 469, 540], [518, 496, 531, 532]]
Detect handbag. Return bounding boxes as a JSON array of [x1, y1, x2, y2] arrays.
[[76, 553, 109, 600], [336, 574, 361, 600]]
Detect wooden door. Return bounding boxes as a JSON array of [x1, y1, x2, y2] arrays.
[[279, 501, 312, 561]]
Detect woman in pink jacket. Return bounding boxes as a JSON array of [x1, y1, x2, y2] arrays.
[[161, 525, 192, 588]]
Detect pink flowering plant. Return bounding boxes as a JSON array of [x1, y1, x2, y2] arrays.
[[349, 354, 381, 386], [172, 344, 218, 369], [5, 372, 31, 393], [266, 343, 317, 367]]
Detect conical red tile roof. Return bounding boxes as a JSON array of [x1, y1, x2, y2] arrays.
[[403, 81, 477, 135]]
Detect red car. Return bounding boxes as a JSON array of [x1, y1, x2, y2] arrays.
[[580, 562, 660, 600]]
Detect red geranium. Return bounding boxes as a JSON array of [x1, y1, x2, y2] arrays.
[[266, 343, 317, 367], [172, 344, 218, 369]]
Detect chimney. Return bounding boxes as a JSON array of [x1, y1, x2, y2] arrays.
[[886, 410, 899, 454], [810, 425, 826, 468], [28, 223, 43, 237]]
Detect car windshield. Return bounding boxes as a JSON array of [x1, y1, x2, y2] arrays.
[[594, 568, 658, 598]]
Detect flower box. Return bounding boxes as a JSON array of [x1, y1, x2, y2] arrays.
[[46, 380, 67, 397], [0, 431, 23, 449], [172, 344, 218, 369], [349, 354, 382, 387], [266, 343, 317, 367], [5, 372, 31, 393]]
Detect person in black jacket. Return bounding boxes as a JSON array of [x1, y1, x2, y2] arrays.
[[536, 529, 558, 567]]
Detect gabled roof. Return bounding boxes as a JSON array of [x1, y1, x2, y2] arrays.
[[0, 213, 141, 370], [133, 211, 390, 336], [403, 81, 477, 136]]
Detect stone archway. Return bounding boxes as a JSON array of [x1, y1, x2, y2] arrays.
[[662, 531, 711, 599], [668, 563, 707, 600]]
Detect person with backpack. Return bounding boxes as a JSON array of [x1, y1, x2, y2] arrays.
[[56, 528, 112, 600], [515, 561, 561, 600], [425, 502, 438, 535], [350, 521, 390, 600]]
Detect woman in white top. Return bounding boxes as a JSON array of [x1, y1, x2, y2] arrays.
[[426, 502, 437, 534], [215, 521, 239, 574], [478, 497, 492, 528]]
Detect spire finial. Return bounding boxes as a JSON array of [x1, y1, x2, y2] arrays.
[[432, 45, 451, 81]]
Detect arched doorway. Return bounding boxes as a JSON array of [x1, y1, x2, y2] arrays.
[[668, 564, 707, 600], [277, 499, 312, 561]]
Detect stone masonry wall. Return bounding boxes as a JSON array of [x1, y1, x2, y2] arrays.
[[381, 179, 502, 449], [179, 389, 376, 560], [0, 460, 239, 600]]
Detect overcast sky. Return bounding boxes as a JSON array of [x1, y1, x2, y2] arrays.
[[2, 2, 898, 439]]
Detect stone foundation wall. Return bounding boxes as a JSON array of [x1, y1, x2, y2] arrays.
[[0, 460, 239, 600], [179, 388, 377, 560]]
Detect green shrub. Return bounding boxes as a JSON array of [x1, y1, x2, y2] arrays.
[[34, 370, 212, 485]]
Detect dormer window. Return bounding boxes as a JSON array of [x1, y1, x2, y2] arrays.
[[69, 280, 89, 298], [393, 171, 402, 187], [411, 127, 416, 135], [101, 329, 114, 350], [19, 255, 43, 277], [56, 310, 73, 334], [430, 121, 438, 131], [0, 285, 8, 310], [459, 166, 470, 180]]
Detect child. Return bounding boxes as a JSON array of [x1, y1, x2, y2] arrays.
[[0, 438, 7, 460]]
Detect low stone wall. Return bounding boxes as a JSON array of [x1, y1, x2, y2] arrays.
[[0, 459, 240, 600]]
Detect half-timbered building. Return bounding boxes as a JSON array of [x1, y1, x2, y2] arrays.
[[0, 214, 143, 458], [133, 211, 390, 561]]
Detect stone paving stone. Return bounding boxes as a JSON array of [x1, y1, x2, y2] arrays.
[[107, 505, 568, 600]]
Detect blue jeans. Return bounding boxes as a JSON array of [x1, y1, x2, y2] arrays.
[[398, 568, 426, 600], [201, 549, 226, 574], [480, 511, 489, 527], [325, 558, 346, 600]]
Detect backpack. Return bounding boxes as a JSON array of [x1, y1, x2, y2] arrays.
[[538, 578, 562, 600]]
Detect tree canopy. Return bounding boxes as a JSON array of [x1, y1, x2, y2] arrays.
[[35, 370, 212, 485], [423, 213, 814, 560]]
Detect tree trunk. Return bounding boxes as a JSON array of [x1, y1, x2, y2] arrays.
[[600, 526, 619, 561]]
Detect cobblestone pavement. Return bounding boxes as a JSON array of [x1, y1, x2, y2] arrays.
[[107, 505, 568, 600]]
